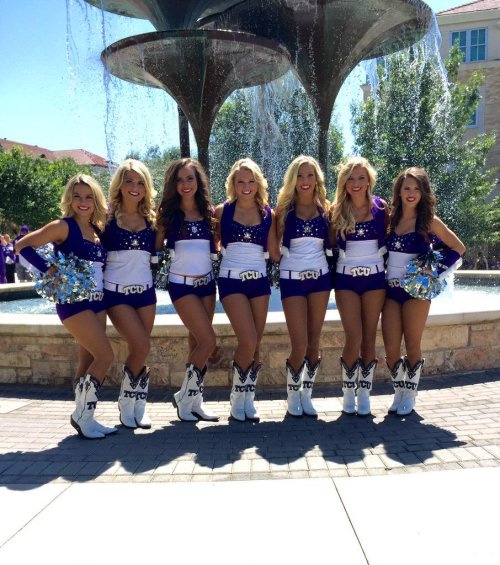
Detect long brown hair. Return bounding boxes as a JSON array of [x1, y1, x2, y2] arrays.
[[389, 167, 436, 239], [156, 158, 214, 234]]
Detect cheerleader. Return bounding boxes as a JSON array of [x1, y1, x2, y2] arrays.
[[14, 175, 116, 439], [101, 159, 157, 429], [156, 158, 219, 422], [276, 156, 332, 417], [383, 167, 465, 415], [215, 158, 280, 422], [331, 157, 389, 416]]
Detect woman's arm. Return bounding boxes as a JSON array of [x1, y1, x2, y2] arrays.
[[14, 220, 68, 253], [267, 210, 281, 262], [214, 204, 224, 248], [430, 216, 466, 256], [380, 198, 390, 230], [155, 225, 166, 252], [328, 206, 338, 248]]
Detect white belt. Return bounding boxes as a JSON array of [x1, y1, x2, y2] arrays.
[[219, 268, 265, 281], [169, 272, 214, 287], [337, 264, 384, 277], [280, 268, 329, 281], [104, 282, 153, 295]]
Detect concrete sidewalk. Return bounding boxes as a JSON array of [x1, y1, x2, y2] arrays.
[[1, 370, 500, 563]]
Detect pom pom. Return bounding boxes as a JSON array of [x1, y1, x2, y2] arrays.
[[266, 259, 280, 289], [211, 251, 223, 281], [154, 250, 171, 290], [401, 249, 447, 300], [34, 245, 97, 304]]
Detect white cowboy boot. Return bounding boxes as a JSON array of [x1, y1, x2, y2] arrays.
[[286, 360, 305, 417], [173, 364, 200, 422], [245, 362, 261, 422], [72, 377, 117, 436], [341, 358, 359, 415], [301, 357, 321, 418], [357, 359, 377, 416], [387, 357, 406, 414], [70, 374, 106, 439], [397, 359, 425, 416], [191, 366, 219, 422], [134, 366, 152, 429], [230, 361, 249, 422], [118, 365, 139, 428]]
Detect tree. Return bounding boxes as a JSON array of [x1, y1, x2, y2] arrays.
[[210, 75, 344, 205], [352, 45, 498, 246], [0, 147, 89, 233]]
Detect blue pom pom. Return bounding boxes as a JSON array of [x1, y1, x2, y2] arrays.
[[401, 249, 447, 300], [33, 245, 97, 304]]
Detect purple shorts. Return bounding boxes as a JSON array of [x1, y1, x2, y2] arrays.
[[56, 294, 106, 322], [334, 270, 386, 296], [386, 284, 430, 305], [168, 279, 216, 303], [104, 286, 156, 310], [218, 276, 270, 301], [280, 272, 331, 299]]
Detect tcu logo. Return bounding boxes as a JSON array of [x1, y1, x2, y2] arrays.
[[288, 384, 300, 392], [388, 279, 402, 288], [343, 381, 356, 389], [89, 291, 104, 301], [405, 382, 417, 391], [303, 381, 313, 389], [359, 380, 372, 390], [124, 390, 137, 399], [86, 401, 97, 410], [188, 389, 199, 396], [299, 270, 319, 281], [193, 276, 209, 288], [240, 270, 260, 281], [350, 266, 371, 277], [123, 284, 145, 295]]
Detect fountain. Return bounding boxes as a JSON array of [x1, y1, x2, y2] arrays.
[[4, 2, 497, 389], [85, 0, 432, 176]]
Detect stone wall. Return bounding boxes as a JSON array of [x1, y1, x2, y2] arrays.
[[1, 309, 499, 388]]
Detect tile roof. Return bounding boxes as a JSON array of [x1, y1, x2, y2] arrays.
[[437, 0, 500, 15], [0, 138, 109, 168]]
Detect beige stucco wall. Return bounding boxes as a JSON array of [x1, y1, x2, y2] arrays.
[[1, 308, 499, 389]]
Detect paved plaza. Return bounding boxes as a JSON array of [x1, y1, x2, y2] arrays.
[[1, 369, 500, 563]]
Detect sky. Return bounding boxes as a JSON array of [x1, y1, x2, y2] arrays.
[[0, 0, 464, 163]]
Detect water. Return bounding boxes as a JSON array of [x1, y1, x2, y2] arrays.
[[2, 282, 500, 316]]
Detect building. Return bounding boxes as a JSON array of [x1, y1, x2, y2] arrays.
[[436, 0, 500, 180], [0, 138, 112, 173]]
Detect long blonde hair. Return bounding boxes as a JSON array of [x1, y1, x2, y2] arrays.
[[60, 174, 107, 231], [225, 158, 269, 213], [108, 159, 157, 227], [276, 155, 328, 234], [331, 156, 377, 238]]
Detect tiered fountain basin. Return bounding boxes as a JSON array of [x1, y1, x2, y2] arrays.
[[1, 272, 499, 388]]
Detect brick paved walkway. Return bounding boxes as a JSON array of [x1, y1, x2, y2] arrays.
[[1, 369, 499, 485]]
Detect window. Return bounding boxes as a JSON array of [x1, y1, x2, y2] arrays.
[[450, 28, 487, 62]]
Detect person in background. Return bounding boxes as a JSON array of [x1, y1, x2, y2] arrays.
[[475, 250, 488, 270], [2, 234, 16, 283], [275, 156, 332, 418], [383, 167, 465, 416], [0, 235, 6, 284], [14, 175, 116, 439], [14, 225, 32, 282], [330, 157, 389, 416], [102, 159, 158, 430], [215, 158, 280, 422]]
